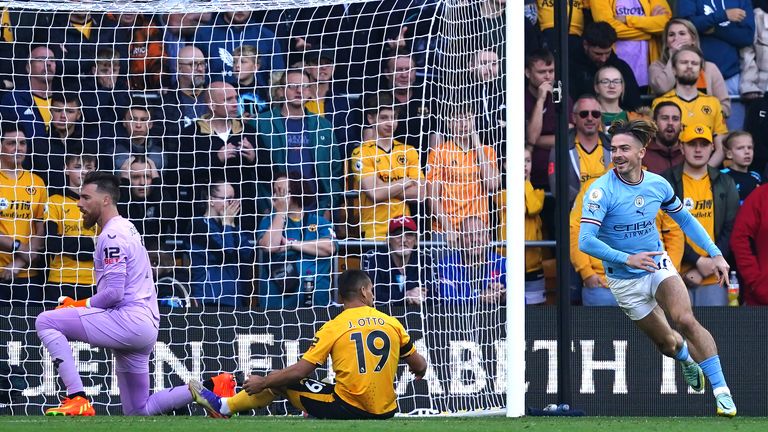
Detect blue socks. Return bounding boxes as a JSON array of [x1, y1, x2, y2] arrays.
[[700, 355, 728, 392], [674, 340, 693, 363]]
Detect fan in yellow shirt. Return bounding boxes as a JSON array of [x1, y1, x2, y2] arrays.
[[523, 146, 546, 304], [591, 0, 671, 84], [651, 46, 728, 166], [44, 154, 98, 301], [349, 93, 424, 240], [537, 0, 590, 36], [189, 270, 428, 419], [0, 123, 47, 303]]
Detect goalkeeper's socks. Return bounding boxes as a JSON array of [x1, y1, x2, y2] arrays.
[[225, 389, 276, 414], [68, 391, 87, 400], [700, 355, 729, 392], [674, 340, 694, 364]]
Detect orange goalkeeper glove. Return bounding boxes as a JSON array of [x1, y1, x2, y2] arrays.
[[55, 296, 89, 309]]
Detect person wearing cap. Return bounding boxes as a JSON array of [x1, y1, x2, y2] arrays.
[[651, 46, 728, 167], [361, 216, 432, 309], [661, 123, 739, 306]]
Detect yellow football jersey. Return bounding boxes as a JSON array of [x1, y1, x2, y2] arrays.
[[1, 8, 12, 43], [537, 0, 589, 35], [45, 191, 96, 284], [575, 138, 609, 190], [651, 91, 728, 137], [349, 140, 422, 240], [305, 99, 326, 116], [32, 95, 52, 129], [302, 305, 416, 416], [0, 170, 47, 278], [680, 172, 717, 285], [72, 19, 93, 39]]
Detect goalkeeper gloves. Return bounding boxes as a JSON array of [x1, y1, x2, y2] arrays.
[[56, 296, 89, 309]]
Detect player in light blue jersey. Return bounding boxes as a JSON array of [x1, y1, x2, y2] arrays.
[[579, 119, 736, 417]]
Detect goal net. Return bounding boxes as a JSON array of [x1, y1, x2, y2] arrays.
[[0, 0, 519, 417]]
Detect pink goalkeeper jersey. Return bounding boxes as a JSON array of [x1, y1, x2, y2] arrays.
[[93, 215, 159, 323]]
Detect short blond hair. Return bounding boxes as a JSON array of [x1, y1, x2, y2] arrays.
[[233, 45, 258, 58]]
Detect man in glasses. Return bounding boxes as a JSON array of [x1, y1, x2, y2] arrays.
[[548, 95, 611, 209], [162, 45, 210, 134], [0, 45, 57, 140], [652, 46, 728, 167], [256, 69, 343, 223]]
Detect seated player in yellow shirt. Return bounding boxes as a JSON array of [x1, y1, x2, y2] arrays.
[[189, 270, 428, 419]]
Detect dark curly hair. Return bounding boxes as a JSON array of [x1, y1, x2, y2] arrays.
[[608, 119, 658, 148]]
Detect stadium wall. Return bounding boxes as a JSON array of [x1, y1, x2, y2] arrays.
[[0, 306, 764, 416]]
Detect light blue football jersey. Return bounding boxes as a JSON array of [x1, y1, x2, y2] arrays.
[[579, 169, 684, 279]]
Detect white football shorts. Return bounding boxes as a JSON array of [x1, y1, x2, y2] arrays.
[[606, 252, 678, 321]]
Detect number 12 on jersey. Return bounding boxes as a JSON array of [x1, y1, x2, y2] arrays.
[[350, 330, 391, 374]]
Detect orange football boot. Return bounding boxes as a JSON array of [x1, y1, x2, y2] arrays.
[[45, 396, 95, 416]]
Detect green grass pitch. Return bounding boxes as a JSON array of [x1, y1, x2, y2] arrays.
[[2, 416, 768, 432]]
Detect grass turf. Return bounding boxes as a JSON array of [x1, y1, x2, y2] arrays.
[[1, 416, 768, 432]]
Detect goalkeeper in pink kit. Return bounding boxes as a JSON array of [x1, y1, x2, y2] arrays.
[[35, 172, 233, 416]]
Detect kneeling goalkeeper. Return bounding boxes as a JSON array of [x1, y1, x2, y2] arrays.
[[190, 270, 427, 419]]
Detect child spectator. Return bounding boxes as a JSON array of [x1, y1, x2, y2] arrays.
[[232, 45, 270, 118], [524, 146, 545, 305], [81, 48, 130, 128], [720, 131, 761, 205]]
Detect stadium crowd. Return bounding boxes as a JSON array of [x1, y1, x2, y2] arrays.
[[2, 0, 768, 310], [0, 1, 510, 309], [525, 0, 768, 306]]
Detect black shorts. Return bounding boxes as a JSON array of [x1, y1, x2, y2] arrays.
[[286, 378, 395, 420]]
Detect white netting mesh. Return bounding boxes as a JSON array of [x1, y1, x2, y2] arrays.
[[0, 0, 508, 416]]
